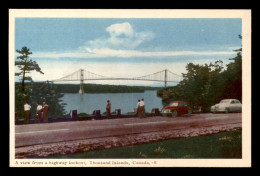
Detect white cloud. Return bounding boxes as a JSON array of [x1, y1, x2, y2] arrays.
[[106, 22, 134, 37], [31, 49, 234, 59], [89, 48, 234, 58], [32, 51, 89, 59], [27, 22, 236, 60], [86, 22, 154, 50]]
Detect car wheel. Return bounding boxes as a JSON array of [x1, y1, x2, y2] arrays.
[[188, 110, 192, 116], [212, 109, 216, 114], [172, 110, 178, 117], [225, 108, 229, 114], [162, 113, 167, 117]]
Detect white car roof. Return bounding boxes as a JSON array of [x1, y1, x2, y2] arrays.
[[221, 99, 239, 102]]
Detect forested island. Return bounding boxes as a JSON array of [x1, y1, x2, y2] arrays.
[[54, 83, 162, 93]]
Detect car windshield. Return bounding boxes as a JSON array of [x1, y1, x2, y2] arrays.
[[235, 100, 241, 104], [220, 100, 230, 103], [169, 102, 178, 107]]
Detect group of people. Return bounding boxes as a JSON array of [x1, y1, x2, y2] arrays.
[[24, 99, 145, 123], [105, 98, 146, 118], [23, 101, 49, 124], [137, 98, 146, 118]]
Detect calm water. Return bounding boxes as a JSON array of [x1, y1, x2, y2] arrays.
[[60, 90, 163, 114]]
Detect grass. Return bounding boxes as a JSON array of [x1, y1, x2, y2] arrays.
[[44, 130, 242, 159]]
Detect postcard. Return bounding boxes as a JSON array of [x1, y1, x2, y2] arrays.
[[9, 9, 251, 167]]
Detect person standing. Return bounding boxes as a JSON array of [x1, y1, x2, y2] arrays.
[[36, 102, 43, 123], [140, 98, 146, 118], [24, 101, 31, 124], [42, 102, 49, 123], [137, 99, 141, 118], [106, 100, 111, 118]]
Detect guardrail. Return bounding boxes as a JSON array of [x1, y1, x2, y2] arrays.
[[15, 108, 162, 125]]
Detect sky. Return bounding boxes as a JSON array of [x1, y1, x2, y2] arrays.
[[14, 18, 242, 87]]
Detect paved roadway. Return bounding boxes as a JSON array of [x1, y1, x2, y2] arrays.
[[15, 113, 242, 147]]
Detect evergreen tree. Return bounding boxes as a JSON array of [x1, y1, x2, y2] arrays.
[[14, 47, 66, 120], [15, 82, 67, 119], [15, 47, 44, 92], [29, 82, 67, 118]]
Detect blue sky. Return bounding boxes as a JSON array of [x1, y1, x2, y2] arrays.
[[15, 18, 242, 86]]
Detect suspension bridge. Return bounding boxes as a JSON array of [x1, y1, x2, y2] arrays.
[[52, 69, 183, 94]]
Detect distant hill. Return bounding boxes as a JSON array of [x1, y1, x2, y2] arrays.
[[55, 83, 162, 93], [16, 82, 162, 93]]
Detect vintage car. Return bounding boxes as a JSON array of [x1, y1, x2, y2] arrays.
[[161, 101, 192, 117], [210, 99, 242, 113]]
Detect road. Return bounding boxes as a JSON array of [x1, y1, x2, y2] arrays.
[[15, 113, 242, 148]]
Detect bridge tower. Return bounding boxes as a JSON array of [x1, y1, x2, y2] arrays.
[[164, 69, 167, 87], [79, 69, 84, 94]]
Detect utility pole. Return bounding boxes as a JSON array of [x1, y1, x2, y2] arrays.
[[79, 69, 84, 94], [164, 69, 167, 87]]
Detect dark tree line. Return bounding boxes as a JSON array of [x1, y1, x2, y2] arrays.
[[15, 82, 67, 119], [55, 83, 160, 93]]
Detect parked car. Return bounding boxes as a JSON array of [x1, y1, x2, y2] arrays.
[[161, 101, 192, 117], [210, 99, 242, 113]]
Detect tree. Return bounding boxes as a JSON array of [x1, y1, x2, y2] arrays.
[[15, 81, 67, 119], [15, 82, 31, 118], [221, 49, 242, 102], [15, 47, 44, 92], [28, 81, 67, 118], [157, 35, 242, 112], [157, 41, 241, 111]]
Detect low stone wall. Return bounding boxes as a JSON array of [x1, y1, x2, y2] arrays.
[[15, 123, 241, 158]]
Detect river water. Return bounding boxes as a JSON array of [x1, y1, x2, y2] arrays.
[[60, 90, 163, 115]]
